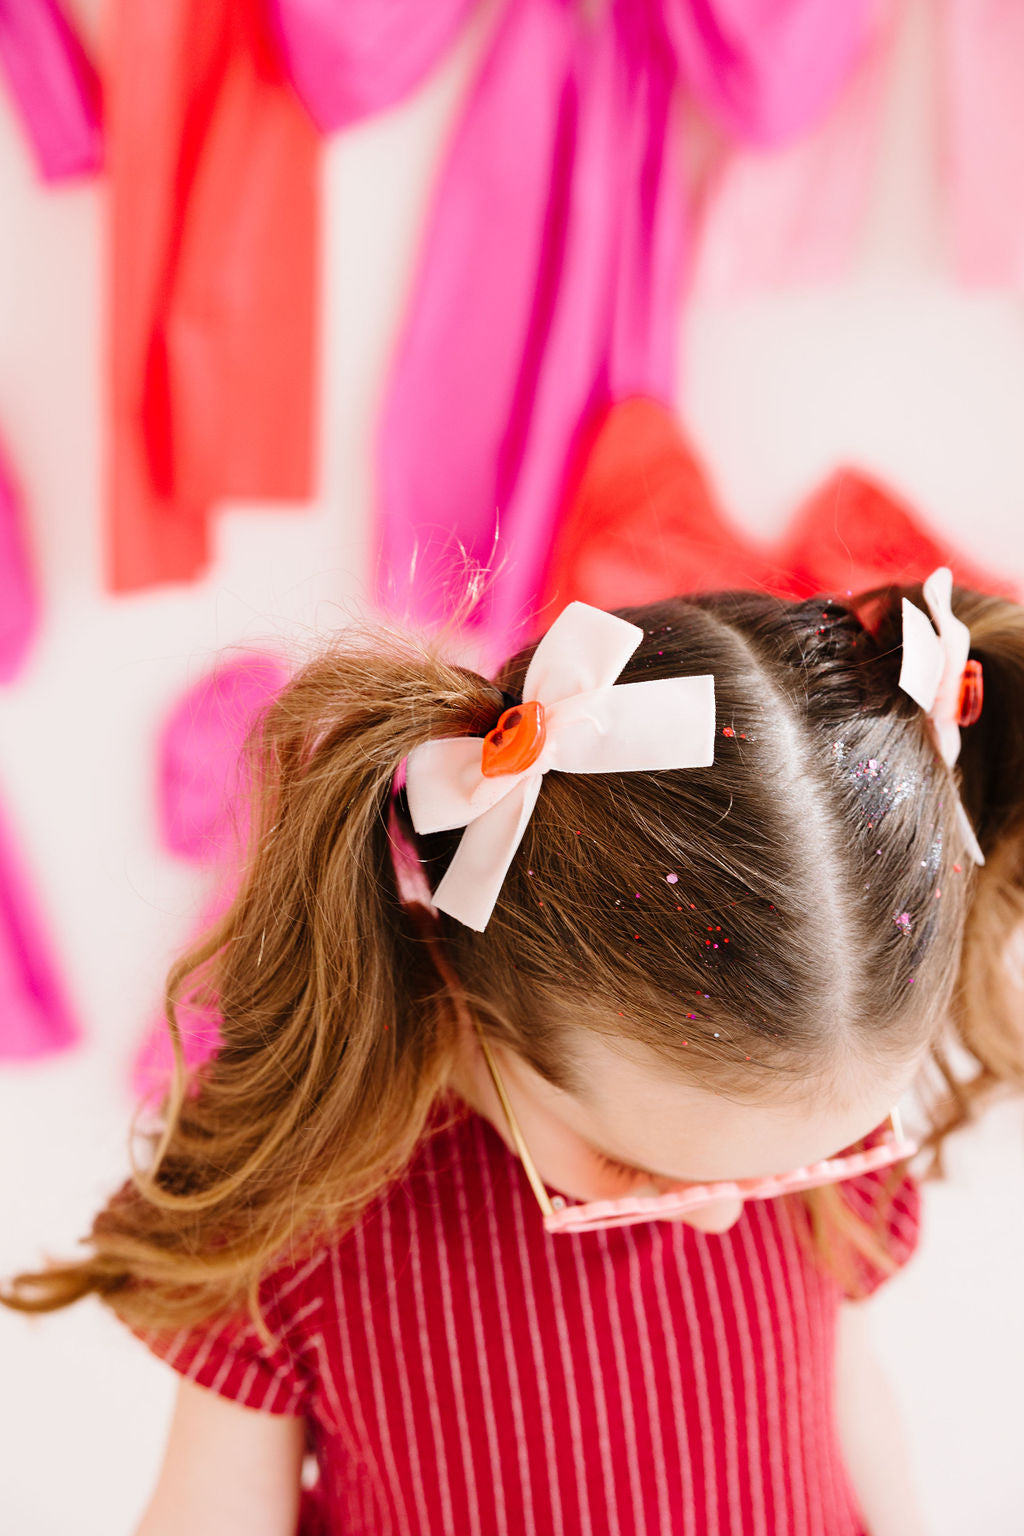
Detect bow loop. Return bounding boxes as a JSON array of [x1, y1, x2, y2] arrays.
[[404, 603, 716, 929]]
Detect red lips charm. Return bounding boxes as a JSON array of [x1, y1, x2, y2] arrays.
[[481, 701, 547, 777], [956, 659, 983, 727]]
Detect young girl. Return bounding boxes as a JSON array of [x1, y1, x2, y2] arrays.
[[5, 573, 1024, 1536]]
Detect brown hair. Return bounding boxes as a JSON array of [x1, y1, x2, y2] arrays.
[[4, 581, 1024, 1346]]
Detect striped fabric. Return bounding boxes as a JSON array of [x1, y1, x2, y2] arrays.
[[131, 1097, 921, 1534]]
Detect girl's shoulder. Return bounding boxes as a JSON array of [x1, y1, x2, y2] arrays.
[[830, 1154, 923, 1301], [125, 1094, 480, 1414]]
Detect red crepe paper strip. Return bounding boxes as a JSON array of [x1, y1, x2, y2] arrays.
[[105, 0, 319, 593]]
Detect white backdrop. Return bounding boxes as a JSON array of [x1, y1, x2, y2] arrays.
[[1, 1, 1023, 1531]]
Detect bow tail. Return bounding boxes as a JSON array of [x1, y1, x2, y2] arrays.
[[432, 775, 543, 932], [954, 796, 985, 868]]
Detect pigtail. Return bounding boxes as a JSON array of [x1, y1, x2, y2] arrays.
[[850, 579, 1024, 1160], [937, 590, 1024, 1133], [0, 623, 502, 1342]]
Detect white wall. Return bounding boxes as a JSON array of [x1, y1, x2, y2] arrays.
[[1, 1, 1021, 1530]]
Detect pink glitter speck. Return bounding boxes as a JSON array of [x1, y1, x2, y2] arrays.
[[666, 873, 679, 884]]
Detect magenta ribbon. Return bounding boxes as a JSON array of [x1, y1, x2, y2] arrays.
[[0, 0, 102, 180]]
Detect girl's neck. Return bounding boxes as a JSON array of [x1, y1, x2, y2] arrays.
[[447, 1023, 488, 1117]]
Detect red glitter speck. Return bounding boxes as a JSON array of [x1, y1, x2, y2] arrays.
[[722, 726, 735, 738], [953, 862, 962, 873]]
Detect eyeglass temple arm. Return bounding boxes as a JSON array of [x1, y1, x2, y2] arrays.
[[473, 1022, 557, 1218], [472, 1009, 911, 1215]]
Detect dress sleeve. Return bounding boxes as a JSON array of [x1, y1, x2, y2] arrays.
[[834, 1166, 923, 1302], [127, 1248, 327, 1416]]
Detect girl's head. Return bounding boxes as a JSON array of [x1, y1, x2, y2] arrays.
[[398, 584, 996, 1233], [6, 578, 1024, 1336]]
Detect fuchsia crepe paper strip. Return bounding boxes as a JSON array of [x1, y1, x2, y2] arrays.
[[0, 440, 40, 685], [375, 0, 880, 659], [267, 0, 480, 131], [0, 790, 80, 1060], [940, 0, 1024, 286], [0, 0, 101, 180], [377, 0, 687, 653], [131, 654, 289, 1105]]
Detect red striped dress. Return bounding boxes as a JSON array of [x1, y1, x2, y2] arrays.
[[129, 1095, 921, 1535]]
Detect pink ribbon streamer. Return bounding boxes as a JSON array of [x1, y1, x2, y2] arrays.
[[0, 0, 102, 180], [0, 439, 39, 685]]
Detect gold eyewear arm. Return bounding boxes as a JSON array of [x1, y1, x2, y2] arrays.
[[472, 1017, 917, 1232]]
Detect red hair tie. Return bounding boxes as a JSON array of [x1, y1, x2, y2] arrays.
[[956, 660, 983, 728]]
